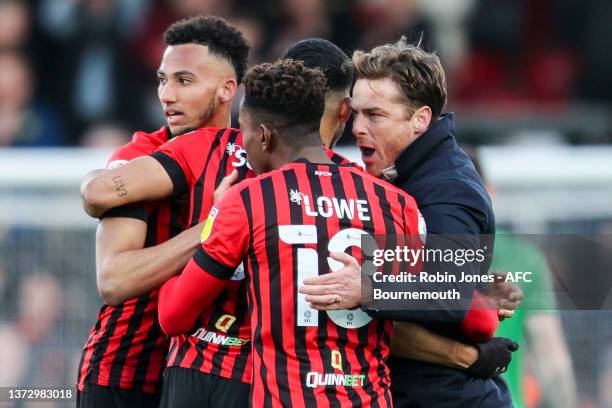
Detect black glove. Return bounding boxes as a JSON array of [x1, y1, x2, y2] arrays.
[[465, 337, 519, 378]]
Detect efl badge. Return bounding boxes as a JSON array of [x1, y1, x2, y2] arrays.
[[200, 207, 219, 243]]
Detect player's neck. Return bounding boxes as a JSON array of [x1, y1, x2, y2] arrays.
[[283, 145, 334, 167], [295, 145, 333, 163], [206, 106, 232, 128]]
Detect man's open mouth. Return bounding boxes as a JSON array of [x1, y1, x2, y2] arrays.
[[165, 110, 184, 120], [360, 147, 375, 158]]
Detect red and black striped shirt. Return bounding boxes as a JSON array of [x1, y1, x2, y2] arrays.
[[324, 146, 354, 167], [77, 127, 189, 394], [190, 159, 423, 407], [151, 127, 253, 383]]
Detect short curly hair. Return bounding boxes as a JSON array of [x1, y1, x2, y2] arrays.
[[164, 16, 249, 84], [243, 59, 326, 133]]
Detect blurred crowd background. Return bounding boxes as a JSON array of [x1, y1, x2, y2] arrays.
[[1, 0, 612, 407], [1, 0, 612, 147]]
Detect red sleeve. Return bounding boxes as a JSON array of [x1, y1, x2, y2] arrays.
[[460, 290, 499, 341], [150, 141, 193, 197], [150, 128, 227, 197], [157, 184, 251, 336], [158, 259, 228, 336], [151, 127, 247, 197]]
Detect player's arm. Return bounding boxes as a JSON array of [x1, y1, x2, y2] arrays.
[[158, 186, 251, 336], [81, 156, 174, 218], [301, 199, 501, 340], [158, 251, 231, 336], [303, 254, 499, 341], [392, 321, 478, 368], [392, 321, 519, 377], [96, 215, 204, 305], [92, 137, 202, 304], [81, 169, 105, 191], [382, 207, 502, 340], [365, 200, 492, 324]]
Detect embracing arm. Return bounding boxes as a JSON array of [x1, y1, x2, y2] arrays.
[[158, 253, 229, 336], [81, 156, 174, 218], [392, 321, 519, 377], [392, 321, 478, 369], [158, 185, 252, 336], [96, 216, 203, 306]]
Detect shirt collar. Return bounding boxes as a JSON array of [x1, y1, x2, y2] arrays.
[[393, 112, 455, 184]]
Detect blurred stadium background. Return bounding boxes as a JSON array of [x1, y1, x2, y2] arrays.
[[0, 0, 611, 407]]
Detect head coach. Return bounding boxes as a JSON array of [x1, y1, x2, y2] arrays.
[[299, 37, 520, 407]]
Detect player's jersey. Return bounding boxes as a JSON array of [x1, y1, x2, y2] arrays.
[[199, 158, 423, 407], [324, 146, 354, 166], [77, 127, 189, 394], [151, 127, 253, 383]]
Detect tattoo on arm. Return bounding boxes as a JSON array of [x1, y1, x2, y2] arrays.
[[113, 176, 128, 197]]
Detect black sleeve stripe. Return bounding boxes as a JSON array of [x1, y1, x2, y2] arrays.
[[101, 205, 148, 222], [150, 151, 188, 197], [193, 247, 235, 280]]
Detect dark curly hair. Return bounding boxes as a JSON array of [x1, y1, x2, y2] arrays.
[[164, 16, 249, 84], [243, 59, 326, 134], [281, 38, 353, 92]]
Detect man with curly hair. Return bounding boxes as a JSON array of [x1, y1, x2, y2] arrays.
[[80, 35, 358, 408], [156, 58, 424, 408], [78, 16, 250, 408]]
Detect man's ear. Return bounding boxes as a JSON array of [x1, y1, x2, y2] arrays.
[[338, 97, 352, 124], [259, 124, 273, 152], [412, 105, 433, 135], [218, 78, 238, 104]]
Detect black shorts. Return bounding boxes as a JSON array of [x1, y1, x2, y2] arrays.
[[159, 367, 250, 408], [76, 383, 160, 408]]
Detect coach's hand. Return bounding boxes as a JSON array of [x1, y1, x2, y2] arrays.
[[488, 274, 524, 320], [214, 170, 239, 204], [466, 337, 519, 378], [299, 252, 361, 310]]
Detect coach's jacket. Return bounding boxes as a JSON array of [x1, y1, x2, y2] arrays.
[[369, 113, 512, 407]]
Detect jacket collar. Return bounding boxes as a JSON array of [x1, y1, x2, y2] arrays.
[[393, 113, 455, 185]]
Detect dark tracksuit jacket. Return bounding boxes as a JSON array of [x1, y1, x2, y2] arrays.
[[369, 113, 512, 407]]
